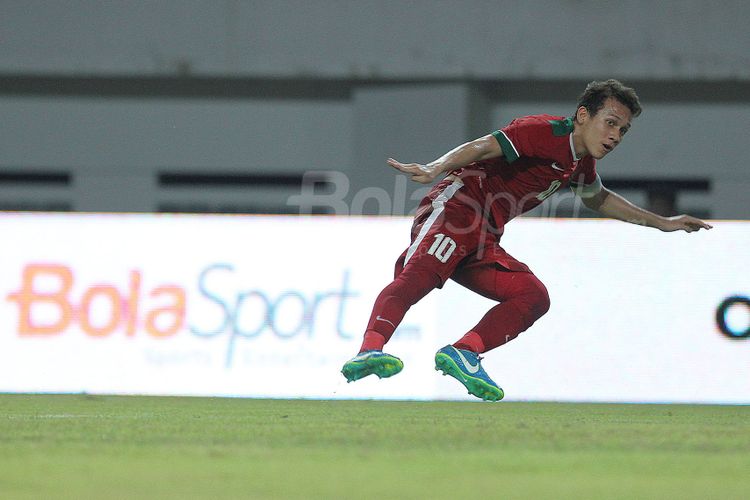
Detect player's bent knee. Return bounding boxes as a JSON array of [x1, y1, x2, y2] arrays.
[[518, 278, 551, 325], [532, 285, 551, 319]]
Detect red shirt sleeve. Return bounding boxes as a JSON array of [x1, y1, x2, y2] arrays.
[[570, 156, 602, 197], [492, 116, 558, 163], [577, 156, 598, 185]]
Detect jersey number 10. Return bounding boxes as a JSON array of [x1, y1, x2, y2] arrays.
[[427, 233, 457, 263]]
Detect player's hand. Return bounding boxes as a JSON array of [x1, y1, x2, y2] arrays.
[[387, 158, 439, 184], [659, 215, 713, 233]]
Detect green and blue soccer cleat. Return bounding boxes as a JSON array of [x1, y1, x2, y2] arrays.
[[341, 350, 404, 382], [435, 345, 504, 401]]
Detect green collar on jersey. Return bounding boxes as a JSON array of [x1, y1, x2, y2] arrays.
[[549, 117, 574, 136]]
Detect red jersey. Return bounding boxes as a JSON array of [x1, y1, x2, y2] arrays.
[[454, 114, 599, 228]]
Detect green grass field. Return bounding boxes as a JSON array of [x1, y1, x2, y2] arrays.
[[1, 395, 748, 499]]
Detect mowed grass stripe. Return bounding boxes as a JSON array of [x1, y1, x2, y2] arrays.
[[0, 395, 748, 499]]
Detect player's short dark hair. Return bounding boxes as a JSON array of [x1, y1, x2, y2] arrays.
[[576, 79, 642, 118]]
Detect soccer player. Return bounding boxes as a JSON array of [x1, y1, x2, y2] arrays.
[[341, 79, 712, 401]]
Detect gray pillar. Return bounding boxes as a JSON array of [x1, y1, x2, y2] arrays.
[[713, 180, 750, 219], [350, 83, 490, 215]]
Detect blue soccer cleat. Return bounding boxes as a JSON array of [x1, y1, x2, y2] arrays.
[[341, 350, 404, 383], [435, 345, 504, 401]]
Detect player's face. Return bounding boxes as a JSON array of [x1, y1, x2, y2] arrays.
[[576, 97, 633, 159]]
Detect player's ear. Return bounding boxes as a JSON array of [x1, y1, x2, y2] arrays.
[[575, 106, 589, 124]]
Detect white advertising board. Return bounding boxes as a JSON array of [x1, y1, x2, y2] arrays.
[[0, 213, 747, 403]]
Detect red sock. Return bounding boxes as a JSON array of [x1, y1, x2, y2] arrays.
[[360, 330, 386, 352], [453, 331, 485, 353]]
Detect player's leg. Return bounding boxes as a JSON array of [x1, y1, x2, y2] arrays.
[[435, 254, 550, 401], [343, 179, 478, 383], [358, 265, 441, 349], [451, 265, 550, 353], [341, 266, 440, 382]]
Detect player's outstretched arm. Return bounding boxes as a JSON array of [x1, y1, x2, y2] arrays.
[[583, 187, 713, 233], [387, 134, 502, 184]]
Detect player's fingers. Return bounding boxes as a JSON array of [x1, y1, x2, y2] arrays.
[[387, 158, 417, 174], [387, 158, 412, 169], [678, 215, 712, 232], [687, 218, 713, 231], [386, 158, 403, 171], [388, 158, 434, 183]]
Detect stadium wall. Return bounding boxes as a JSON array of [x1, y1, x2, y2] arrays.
[[1, 213, 747, 404], [2, 1, 749, 79], [2, 92, 748, 217], [2, 2, 750, 218]]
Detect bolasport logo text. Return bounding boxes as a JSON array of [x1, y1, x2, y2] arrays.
[[5, 263, 361, 367]]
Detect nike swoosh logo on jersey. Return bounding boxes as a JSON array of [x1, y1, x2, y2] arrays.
[[453, 347, 480, 374], [550, 162, 564, 171], [376, 315, 396, 328]]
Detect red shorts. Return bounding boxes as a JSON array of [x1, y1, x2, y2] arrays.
[[395, 177, 532, 286]]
